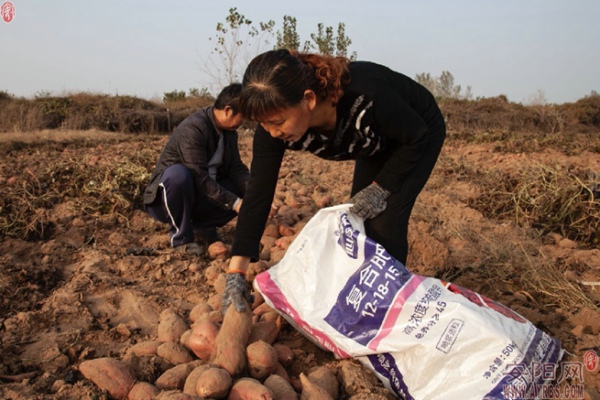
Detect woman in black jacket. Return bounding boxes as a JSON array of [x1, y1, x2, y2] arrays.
[[222, 49, 446, 312]]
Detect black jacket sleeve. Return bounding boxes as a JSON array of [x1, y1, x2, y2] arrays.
[[224, 131, 250, 197], [231, 126, 285, 260]]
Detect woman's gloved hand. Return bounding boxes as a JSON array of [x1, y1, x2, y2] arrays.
[[221, 272, 253, 314], [349, 182, 391, 220]]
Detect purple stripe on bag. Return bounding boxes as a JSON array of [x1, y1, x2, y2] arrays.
[[254, 272, 350, 358], [367, 352, 414, 400], [323, 238, 415, 348]]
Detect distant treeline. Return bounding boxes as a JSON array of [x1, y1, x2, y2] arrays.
[[0, 90, 599, 135]]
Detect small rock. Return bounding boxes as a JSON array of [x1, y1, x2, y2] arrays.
[[72, 218, 87, 228], [188, 262, 201, 272], [50, 380, 66, 393], [544, 232, 563, 244], [571, 325, 584, 336], [558, 238, 578, 249], [563, 270, 579, 283], [115, 323, 131, 337]]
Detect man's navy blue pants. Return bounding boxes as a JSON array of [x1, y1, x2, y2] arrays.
[[144, 164, 239, 248]]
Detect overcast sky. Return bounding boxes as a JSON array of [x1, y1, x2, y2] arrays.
[[1, 0, 598, 104]]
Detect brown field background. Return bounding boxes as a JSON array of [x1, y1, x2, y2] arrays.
[[0, 92, 599, 399]]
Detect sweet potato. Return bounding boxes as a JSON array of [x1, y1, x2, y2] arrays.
[[248, 319, 280, 345], [155, 363, 195, 390], [187, 320, 220, 361], [195, 367, 232, 398], [307, 366, 338, 399], [263, 223, 280, 238], [293, 220, 308, 232], [158, 308, 188, 343], [260, 311, 281, 323], [207, 293, 222, 311], [208, 241, 231, 260], [128, 381, 160, 400], [278, 224, 296, 237], [180, 329, 192, 349], [211, 303, 252, 377], [193, 309, 224, 325], [246, 261, 270, 282], [299, 373, 333, 400], [274, 362, 290, 382], [275, 207, 300, 224], [347, 393, 389, 400], [157, 342, 194, 365], [182, 364, 210, 396], [289, 377, 302, 393], [252, 290, 265, 309], [246, 340, 278, 381], [264, 374, 298, 400], [260, 235, 276, 249], [274, 235, 294, 250], [213, 273, 227, 294], [252, 302, 274, 316], [204, 264, 222, 285], [154, 390, 202, 399], [272, 343, 294, 368], [269, 248, 287, 264], [314, 195, 333, 209], [228, 378, 275, 400], [79, 357, 135, 400], [284, 192, 302, 208], [189, 302, 213, 323], [207, 309, 224, 324], [126, 341, 160, 357]]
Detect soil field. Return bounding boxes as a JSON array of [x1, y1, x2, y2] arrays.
[[0, 128, 599, 399]]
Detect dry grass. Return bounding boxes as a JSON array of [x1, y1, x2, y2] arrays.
[[0, 129, 128, 143], [0, 136, 155, 240], [470, 164, 599, 247], [412, 146, 598, 310], [444, 224, 595, 309]]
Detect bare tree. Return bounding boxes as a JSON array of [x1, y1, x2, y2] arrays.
[[415, 70, 472, 100], [277, 18, 354, 59], [200, 10, 357, 91], [199, 7, 275, 89], [415, 72, 436, 94]]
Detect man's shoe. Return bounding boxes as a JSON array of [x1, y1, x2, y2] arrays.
[[176, 242, 205, 256], [194, 228, 223, 245]]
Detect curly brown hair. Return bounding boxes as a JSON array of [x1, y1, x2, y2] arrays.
[[239, 49, 350, 121]]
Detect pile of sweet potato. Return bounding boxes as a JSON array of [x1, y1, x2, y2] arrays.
[[76, 186, 348, 399], [78, 292, 341, 399]]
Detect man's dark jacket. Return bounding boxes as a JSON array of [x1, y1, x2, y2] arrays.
[[143, 107, 249, 210]]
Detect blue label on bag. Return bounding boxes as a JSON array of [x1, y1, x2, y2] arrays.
[[325, 212, 412, 348], [337, 212, 360, 259]]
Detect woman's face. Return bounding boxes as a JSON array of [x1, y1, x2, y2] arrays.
[[259, 91, 316, 142]]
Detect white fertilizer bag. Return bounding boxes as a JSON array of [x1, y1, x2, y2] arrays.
[[254, 205, 563, 400]]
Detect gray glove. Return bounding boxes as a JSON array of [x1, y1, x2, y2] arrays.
[[349, 183, 391, 220], [221, 273, 253, 314]]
